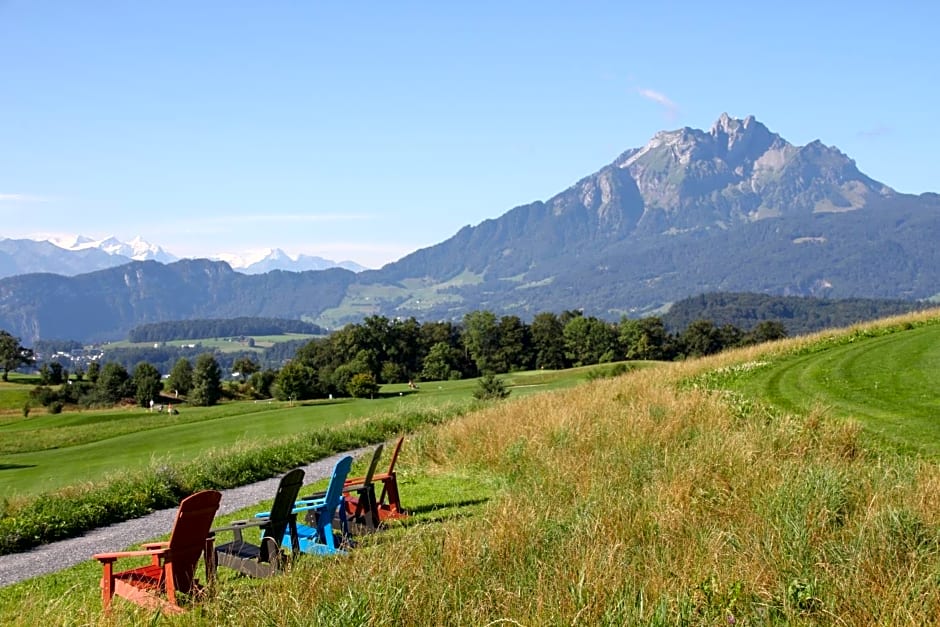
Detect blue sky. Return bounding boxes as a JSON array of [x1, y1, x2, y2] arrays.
[[1, 2, 937, 268]]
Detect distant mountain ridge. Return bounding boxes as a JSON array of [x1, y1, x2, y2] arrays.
[[0, 236, 365, 278], [213, 247, 366, 274], [2, 113, 938, 343]]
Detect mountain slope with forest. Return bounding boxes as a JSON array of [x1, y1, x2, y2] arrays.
[[2, 114, 938, 342]]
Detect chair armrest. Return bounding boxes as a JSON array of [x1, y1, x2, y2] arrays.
[[93, 547, 167, 563], [141, 541, 170, 550], [341, 482, 369, 493], [302, 476, 368, 500], [211, 518, 268, 534], [289, 499, 329, 514]]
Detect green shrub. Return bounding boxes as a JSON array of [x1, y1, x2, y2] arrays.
[[473, 374, 509, 400], [348, 373, 380, 398]]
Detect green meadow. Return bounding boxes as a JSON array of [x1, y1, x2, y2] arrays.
[[0, 366, 600, 497], [3, 311, 940, 624], [103, 332, 320, 353]]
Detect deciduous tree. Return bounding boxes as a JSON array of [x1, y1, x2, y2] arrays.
[[530, 312, 567, 370], [462, 310, 500, 374], [347, 372, 379, 399], [0, 330, 34, 382], [232, 356, 259, 381], [274, 360, 315, 401], [421, 341, 461, 381]]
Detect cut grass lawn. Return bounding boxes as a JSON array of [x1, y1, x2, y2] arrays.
[[727, 322, 940, 456], [0, 365, 616, 498]]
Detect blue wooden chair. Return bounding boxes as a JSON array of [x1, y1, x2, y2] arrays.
[[256, 455, 353, 555]]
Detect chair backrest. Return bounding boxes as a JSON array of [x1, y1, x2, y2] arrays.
[[260, 468, 306, 550], [361, 443, 384, 486], [384, 436, 405, 475], [314, 456, 353, 539], [166, 490, 222, 593]]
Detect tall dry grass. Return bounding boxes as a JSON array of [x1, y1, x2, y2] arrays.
[[8, 309, 940, 625]]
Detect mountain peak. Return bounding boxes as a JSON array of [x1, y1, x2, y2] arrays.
[[709, 113, 772, 145]]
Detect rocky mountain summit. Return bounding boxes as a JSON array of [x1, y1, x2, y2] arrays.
[[614, 112, 892, 230]]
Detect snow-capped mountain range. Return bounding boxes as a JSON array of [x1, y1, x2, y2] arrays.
[[0, 235, 366, 278], [50, 234, 178, 263]]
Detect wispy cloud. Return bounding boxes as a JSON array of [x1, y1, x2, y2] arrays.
[[226, 213, 371, 224], [857, 125, 892, 139], [189, 213, 372, 228], [637, 88, 679, 119], [0, 193, 52, 203]]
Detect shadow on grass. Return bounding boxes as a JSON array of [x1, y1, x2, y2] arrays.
[[344, 497, 492, 544], [404, 497, 490, 516], [0, 463, 36, 470], [375, 390, 420, 400]]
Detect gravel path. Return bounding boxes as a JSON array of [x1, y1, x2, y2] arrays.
[[0, 447, 370, 588]]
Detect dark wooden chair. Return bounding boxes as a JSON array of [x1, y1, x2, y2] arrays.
[[283, 455, 353, 554], [302, 444, 384, 532], [211, 468, 305, 578], [93, 490, 221, 614]]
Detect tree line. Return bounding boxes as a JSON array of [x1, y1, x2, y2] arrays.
[[267, 311, 786, 402], [5, 309, 788, 414], [27, 353, 226, 414]]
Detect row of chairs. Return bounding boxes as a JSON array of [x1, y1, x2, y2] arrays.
[[92, 437, 407, 614]]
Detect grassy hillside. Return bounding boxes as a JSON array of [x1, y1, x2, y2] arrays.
[[3, 310, 940, 624]]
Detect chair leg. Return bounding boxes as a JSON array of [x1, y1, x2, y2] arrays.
[[100, 561, 115, 611], [205, 536, 216, 582], [164, 561, 177, 608], [384, 475, 405, 516]]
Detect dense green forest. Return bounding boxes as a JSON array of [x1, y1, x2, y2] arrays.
[[127, 317, 324, 342], [661, 293, 928, 335]]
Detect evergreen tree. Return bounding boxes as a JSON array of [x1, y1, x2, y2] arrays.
[[190, 353, 222, 406], [132, 362, 163, 408], [166, 358, 194, 396], [96, 362, 131, 404], [86, 361, 100, 384], [473, 374, 510, 401]]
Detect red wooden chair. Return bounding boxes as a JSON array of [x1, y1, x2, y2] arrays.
[[349, 436, 408, 521], [93, 490, 222, 614]]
